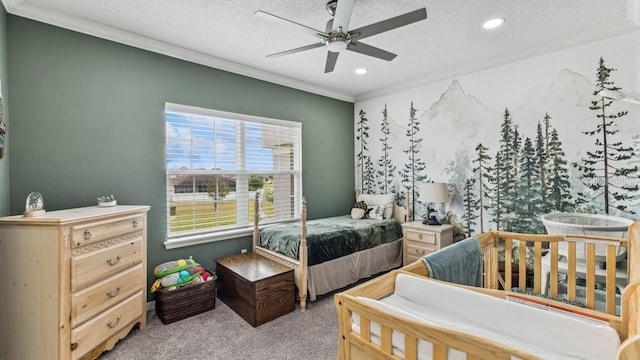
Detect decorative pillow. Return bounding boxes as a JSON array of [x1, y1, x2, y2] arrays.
[[353, 201, 368, 210], [357, 193, 394, 219], [351, 208, 366, 219], [368, 204, 388, 220], [351, 207, 372, 219]]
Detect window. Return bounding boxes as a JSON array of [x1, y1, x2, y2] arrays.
[[164, 103, 302, 249]]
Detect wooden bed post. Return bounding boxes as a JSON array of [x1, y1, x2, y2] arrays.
[[299, 197, 308, 311], [252, 192, 259, 252], [622, 221, 640, 341]]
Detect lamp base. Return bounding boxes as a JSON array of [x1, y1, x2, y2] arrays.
[[422, 217, 441, 226]]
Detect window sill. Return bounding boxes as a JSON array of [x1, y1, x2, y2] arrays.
[[164, 227, 255, 249]]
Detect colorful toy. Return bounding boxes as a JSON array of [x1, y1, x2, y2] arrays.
[[153, 257, 198, 278], [159, 266, 203, 288], [150, 278, 162, 293]]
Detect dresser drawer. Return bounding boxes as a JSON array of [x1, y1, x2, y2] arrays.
[[406, 242, 435, 258], [71, 236, 143, 292], [71, 291, 144, 359], [405, 254, 422, 265], [405, 230, 437, 245], [71, 214, 145, 248], [71, 264, 143, 327]]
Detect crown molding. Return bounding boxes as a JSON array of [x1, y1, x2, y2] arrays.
[[2, 1, 355, 103]]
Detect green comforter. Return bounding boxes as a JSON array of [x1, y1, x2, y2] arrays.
[[259, 215, 403, 266]]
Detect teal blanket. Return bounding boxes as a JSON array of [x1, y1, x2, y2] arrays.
[[421, 237, 482, 287], [259, 216, 402, 266]]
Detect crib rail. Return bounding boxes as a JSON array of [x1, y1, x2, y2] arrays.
[[483, 231, 628, 317], [335, 271, 539, 360]]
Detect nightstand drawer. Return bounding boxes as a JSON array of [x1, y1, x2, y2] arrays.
[[406, 243, 435, 258], [405, 254, 422, 264], [405, 230, 437, 244]]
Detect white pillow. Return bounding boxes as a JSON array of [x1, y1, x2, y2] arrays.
[[357, 193, 395, 219], [368, 204, 387, 220], [351, 208, 366, 220]]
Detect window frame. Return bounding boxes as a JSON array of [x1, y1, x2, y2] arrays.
[[163, 103, 302, 249]]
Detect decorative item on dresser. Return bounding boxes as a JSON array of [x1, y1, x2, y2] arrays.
[[0, 205, 150, 360], [401, 221, 454, 265]]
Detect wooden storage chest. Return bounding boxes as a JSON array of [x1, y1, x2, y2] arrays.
[[216, 252, 295, 327]]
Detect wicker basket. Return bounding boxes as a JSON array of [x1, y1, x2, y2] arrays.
[[155, 271, 217, 324]]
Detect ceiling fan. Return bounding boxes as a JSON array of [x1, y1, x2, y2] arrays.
[[255, 0, 427, 73]]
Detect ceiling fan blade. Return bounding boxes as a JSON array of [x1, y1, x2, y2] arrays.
[[347, 41, 396, 61], [325, 51, 339, 73], [332, 0, 354, 33], [348, 8, 427, 41], [266, 42, 325, 58], [255, 10, 327, 39]]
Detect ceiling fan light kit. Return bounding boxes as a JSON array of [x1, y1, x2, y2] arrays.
[[256, 0, 427, 73]]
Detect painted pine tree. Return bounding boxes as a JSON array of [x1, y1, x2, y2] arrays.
[[364, 157, 377, 194], [547, 128, 574, 212], [572, 57, 638, 214], [514, 137, 544, 233], [490, 151, 503, 230], [356, 109, 375, 193], [491, 108, 517, 231], [462, 178, 479, 237], [472, 143, 493, 232], [399, 102, 428, 216], [535, 119, 549, 212], [377, 104, 396, 194]]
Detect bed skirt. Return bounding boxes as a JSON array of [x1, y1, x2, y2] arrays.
[[306, 238, 402, 301]]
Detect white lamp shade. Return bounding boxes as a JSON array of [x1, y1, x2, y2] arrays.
[[419, 182, 449, 203]]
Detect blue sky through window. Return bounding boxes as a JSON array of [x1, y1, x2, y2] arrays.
[[166, 111, 274, 171]]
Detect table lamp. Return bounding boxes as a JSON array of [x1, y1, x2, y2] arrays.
[[419, 182, 449, 225]]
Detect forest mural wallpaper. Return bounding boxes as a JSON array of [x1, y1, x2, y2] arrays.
[[354, 31, 640, 236]]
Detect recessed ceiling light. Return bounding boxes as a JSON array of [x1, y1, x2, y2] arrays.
[[355, 68, 368, 75], [483, 18, 504, 29]]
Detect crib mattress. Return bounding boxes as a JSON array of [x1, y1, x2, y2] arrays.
[[352, 274, 619, 360]]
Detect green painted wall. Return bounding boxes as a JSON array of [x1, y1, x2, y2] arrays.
[[0, 5, 8, 216], [7, 16, 354, 298]]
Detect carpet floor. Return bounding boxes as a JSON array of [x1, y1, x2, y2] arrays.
[[99, 294, 338, 360]]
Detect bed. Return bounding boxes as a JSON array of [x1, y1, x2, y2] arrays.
[[335, 223, 640, 359], [252, 194, 408, 311]]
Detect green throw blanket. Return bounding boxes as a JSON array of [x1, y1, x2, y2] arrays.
[[259, 215, 402, 266]]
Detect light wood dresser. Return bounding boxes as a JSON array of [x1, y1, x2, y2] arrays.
[[0, 205, 150, 360], [402, 221, 454, 265]]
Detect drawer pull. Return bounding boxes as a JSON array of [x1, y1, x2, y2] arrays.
[[133, 220, 139, 228], [83, 230, 92, 240], [106, 315, 121, 329], [106, 286, 122, 298], [106, 256, 121, 265], [418, 234, 423, 240]]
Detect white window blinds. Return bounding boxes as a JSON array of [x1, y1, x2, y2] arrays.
[[164, 103, 302, 245]]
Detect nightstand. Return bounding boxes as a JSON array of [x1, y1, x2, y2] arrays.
[[402, 221, 454, 265]]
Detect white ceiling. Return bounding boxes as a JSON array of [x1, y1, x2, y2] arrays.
[[3, 0, 640, 102]]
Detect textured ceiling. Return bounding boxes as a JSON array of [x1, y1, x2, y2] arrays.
[[4, 0, 640, 101]]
